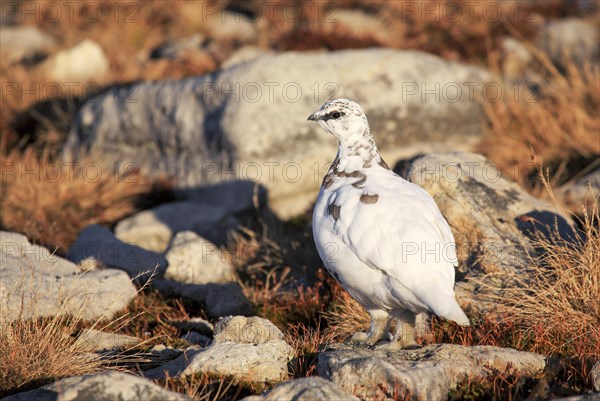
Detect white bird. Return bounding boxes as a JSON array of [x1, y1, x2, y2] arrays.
[[309, 99, 469, 349]]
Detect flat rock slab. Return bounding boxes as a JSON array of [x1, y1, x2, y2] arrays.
[[241, 376, 360, 401], [68, 225, 167, 279], [318, 342, 547, 401], [114, 201, 239, 252], [3, 371, 192, 401], [0, 231, 137, 322]]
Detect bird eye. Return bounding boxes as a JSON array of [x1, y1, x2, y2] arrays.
[[331, 112, 341, 119]]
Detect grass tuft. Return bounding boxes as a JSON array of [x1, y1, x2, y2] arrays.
[[0, 149, 161, 252], [480, 52, 600, 192]]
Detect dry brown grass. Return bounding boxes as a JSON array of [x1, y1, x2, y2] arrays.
[[159, 373, 250, 401], [477, 195, 600, 361], [0, 149, 159, 252], [104, 289, 193, 350], [480, 52, 600, 192], [0, 312, 103, 396]]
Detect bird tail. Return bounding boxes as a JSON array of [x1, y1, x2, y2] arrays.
[[442, 299, 470, 327]]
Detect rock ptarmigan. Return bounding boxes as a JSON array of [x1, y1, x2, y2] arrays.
[[309, 99, 469, 349]]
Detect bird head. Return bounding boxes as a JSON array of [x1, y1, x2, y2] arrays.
[[307, 99, 371, 141]]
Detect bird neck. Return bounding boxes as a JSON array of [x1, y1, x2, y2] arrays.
[[336, 127, 381, 171]]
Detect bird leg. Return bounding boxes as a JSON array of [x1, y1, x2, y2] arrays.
[[380, 311, 421, 350], [351, 312, 389, 345]]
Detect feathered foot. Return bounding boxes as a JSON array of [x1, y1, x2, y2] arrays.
[[378, 311, 422, 350], [351, 313, 389, 346]]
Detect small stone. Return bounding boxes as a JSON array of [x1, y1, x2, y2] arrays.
[[214, 316, 284, 344], [165, 231, 235, 285], [39, 39, 109, 82], [153, 280, 252, 317], [180, 331, 211, 346], [150, 33, 206, 60], [0, 26, 56, 65]]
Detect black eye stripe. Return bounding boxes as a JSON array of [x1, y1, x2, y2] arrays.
[[324, 111, 344, 121]]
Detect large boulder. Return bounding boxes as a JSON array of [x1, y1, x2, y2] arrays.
[[0, 231, 136, 322], [63, 49, 493, 218], [404, 152, 573, 276], [318, 342, 546, 401]]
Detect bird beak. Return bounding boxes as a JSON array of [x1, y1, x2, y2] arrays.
[[307, 112, 319, 122]]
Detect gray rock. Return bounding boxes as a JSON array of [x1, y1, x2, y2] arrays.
[[147, 316, 292, 383], [537, 18, 599, 67], [561, 169, 600, 210], [405, 152, 574, 277], [204, 11, 257, 43], [241, 376, 360, 401], [3, 371, 192, 401], [114, 201, 238, 252], [175, 180, 267, 214], [57, 371, 192, 401], [0, 231, 137, 322], [64, 49, 493, 218], [0, 26, 56, 65], [500, 37, 534, 81], [214, 316, 284, 344], [165, 231, 235, 285], [145, 344, 185, 369], [180, 331, 211, 346], [76, 329, 140, 352], [592, 359, 600, 392], [318, 342, 546, 401], [150, 33, 206, 60], [39, 39, 109, 82], [143, 346, 202, 379], [153, 279, 252, 317], [68, 225, 167, 278], [221, 46, 272, 68], [168, 317, 214, 336]]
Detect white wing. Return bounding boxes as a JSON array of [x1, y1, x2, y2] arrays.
[[334, 171, 465, 322]]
